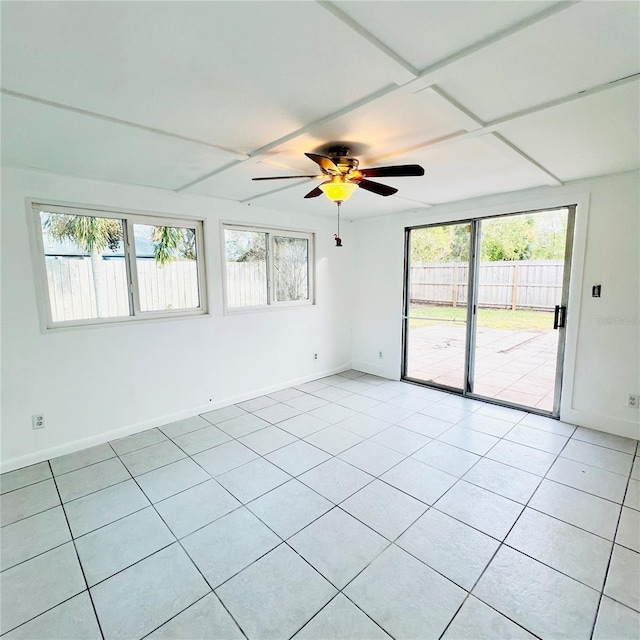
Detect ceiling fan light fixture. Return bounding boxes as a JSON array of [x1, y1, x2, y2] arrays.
[[319, 179, 358, 203]]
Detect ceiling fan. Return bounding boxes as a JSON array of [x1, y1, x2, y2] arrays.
[[252, 146, 424, 204]]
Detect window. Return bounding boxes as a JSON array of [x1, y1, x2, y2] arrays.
[[33, 203, 207, 328], [223, 224, 314, 310]]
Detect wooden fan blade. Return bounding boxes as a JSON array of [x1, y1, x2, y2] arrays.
[[305, 153, 340, 174], [304, 186, 324, 199], [360, 164, 425, 178], [252, 175, 321, 181], [358, 179, 398, 197]]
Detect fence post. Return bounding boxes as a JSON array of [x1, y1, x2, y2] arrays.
[[512, 262, 519, 310], [452, 265, 458, 308]]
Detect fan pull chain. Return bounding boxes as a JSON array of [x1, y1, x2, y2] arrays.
[[334, 203, 342, 247]]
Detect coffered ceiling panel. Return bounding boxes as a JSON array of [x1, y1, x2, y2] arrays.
[[333, 1, 556, 72], [496, 80, 640, 182], [1, 95, 239, 191], [438, 1, 640, 122], [1, 1, 404, 154], [390, 136, 548, 205]]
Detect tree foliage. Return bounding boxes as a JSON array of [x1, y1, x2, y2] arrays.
[[44, 214, 123, 254], [44, 214, 196, 267], [273, 237, 308, 301], [411, 225, 470, 263], [411, 211, 567, 264], [225, 229, 266, 262], [151, 227, 197, 266], [480, 216, 534, 261]]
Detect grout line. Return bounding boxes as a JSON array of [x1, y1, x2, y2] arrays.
[[138, 592, 213, 640], [109, 452, 251, 638], [283, 538, 393, 640], [0, 501, 61, 531], [434, 436, 576, 639], [56, 475, 132, 506], [588, 439, 640, 638], [46, 461, 106, 640], [0, 474, 53, 497]]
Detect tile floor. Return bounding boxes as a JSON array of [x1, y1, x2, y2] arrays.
[[1, 370, 639, 640]]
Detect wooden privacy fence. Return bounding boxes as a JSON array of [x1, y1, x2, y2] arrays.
[[410, 260, 564, 310], [45, 257, 199, 321], [45, 257, 270, 320], [225, 261, 267, 307]]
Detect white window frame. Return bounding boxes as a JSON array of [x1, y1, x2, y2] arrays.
[[30, 201, 208, 330], [222, 223, 315, 313]]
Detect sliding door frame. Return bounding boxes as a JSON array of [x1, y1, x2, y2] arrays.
[[402, 218, 473, 393], [402, 204, 577, 418]]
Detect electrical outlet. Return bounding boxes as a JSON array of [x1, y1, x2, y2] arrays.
[[32, 414, 45, 430], [629, 394, 639, 409], [378, 350, 383, 359], [313, 353, 318, 361]]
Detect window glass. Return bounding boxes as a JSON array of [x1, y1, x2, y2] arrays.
[[40, 211, 129, 322], [224, 229, 268, 308], [273, 236, 309, 302], [133, 224, 200, 312]]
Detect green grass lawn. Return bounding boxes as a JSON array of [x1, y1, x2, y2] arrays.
[[408, 304, 554, 331]]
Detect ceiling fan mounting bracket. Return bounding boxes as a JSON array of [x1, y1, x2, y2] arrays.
[[327, 145, 351, 157]]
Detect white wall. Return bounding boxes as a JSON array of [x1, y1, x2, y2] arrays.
[[351, 171, 640, 440], [2, 168, 638, 472], [1, 167, 354, 471]]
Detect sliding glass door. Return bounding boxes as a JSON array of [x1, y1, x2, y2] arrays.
[[471, 209, 573, 413], [403, 206, 575, 416], [403, 222, 471, 392]]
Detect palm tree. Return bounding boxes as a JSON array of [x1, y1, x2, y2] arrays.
[[152, 226, 196, 265], [44, 214, 123, 317]]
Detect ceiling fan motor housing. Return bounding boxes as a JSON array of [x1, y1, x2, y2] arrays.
[[328, 147, 359, 175]]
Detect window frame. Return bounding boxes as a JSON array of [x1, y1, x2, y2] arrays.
[[30, 200, 208, 330], [221, 222, 315, 313]]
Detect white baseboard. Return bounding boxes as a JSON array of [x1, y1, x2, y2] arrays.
[[0, 363, 352, 474], [351, 360, 398, 380], [560, 408, 640, 441]]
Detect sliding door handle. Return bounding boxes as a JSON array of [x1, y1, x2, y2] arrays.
[[553, 305, 567, 329], [559, 306, 567, 328]]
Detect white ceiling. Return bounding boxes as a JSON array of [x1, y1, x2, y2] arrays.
[[2, 1, 638, 220]]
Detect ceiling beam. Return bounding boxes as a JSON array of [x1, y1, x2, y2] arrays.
[[316, 1, 419, 82], [481, 133, 563, 186], [369, 85, 562, 185], [474, 72, 639, 134], [0, 88, 247, 159], [402, 1, 580, 94], [368, 73, 640, 163]]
